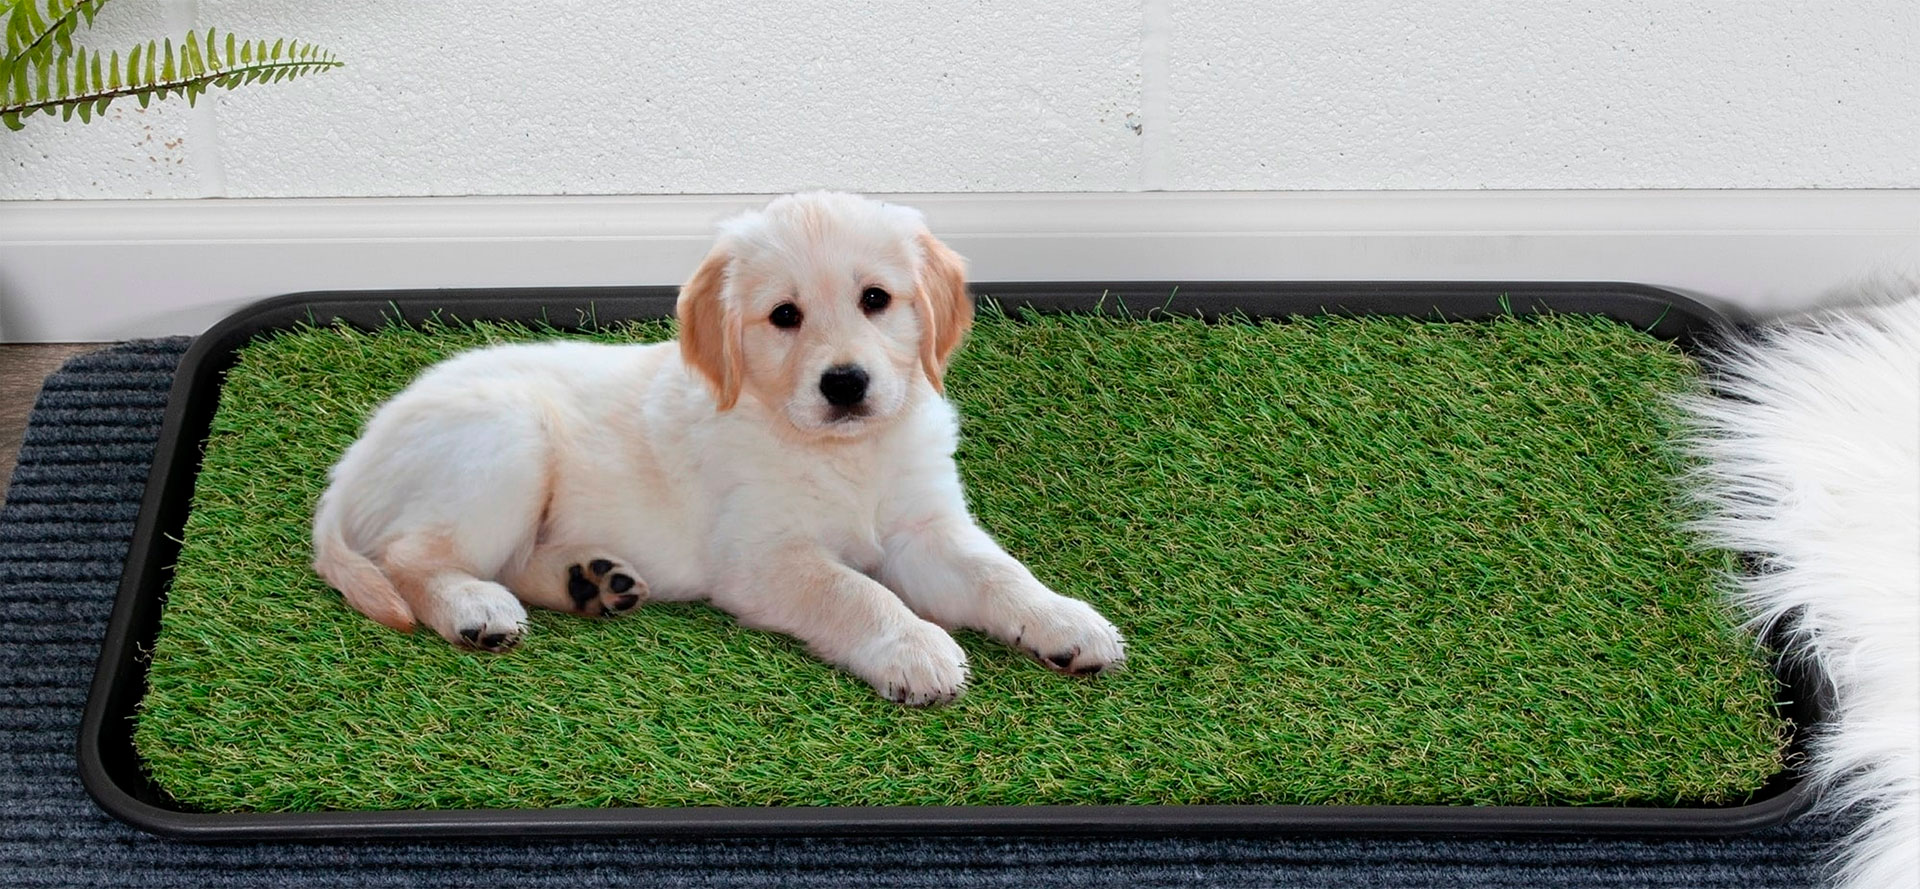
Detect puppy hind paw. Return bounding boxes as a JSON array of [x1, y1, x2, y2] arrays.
[[566, 557, 648, 617], [440, 580, 529, 653]]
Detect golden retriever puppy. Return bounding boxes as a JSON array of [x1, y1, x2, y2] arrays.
[[311, 191, 1125, 704]]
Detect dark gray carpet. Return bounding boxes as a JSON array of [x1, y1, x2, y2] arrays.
[[0, 340, 1841, 887]]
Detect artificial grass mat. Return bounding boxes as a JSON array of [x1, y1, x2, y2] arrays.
[[134, 306, 1789, 813]]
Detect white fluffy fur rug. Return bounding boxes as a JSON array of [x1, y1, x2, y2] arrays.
[[1680, 293, 1920, 889]]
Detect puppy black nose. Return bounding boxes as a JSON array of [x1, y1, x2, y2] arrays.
[[819, 365, 869, 406]]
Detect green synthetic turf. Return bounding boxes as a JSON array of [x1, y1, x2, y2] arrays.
[[134, 304, 1789, 813]]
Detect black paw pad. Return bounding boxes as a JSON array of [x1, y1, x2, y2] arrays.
[[566, 558, 646, 616], [455, 626, 518, 653], [566, 565, 598, 608], [1046, 651, 1076, 669]]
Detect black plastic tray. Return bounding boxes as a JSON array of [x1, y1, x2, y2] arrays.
[[79, 282, 1819, 841]]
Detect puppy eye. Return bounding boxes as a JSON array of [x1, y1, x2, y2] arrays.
[[769, 303, 803, 329], [860, 287, 891, 313]]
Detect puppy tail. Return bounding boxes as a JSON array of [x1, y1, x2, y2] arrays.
[[311, 494, 415, 632]]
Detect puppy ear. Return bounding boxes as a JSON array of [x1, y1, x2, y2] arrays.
[[677, 246, 745, 410], [915, 231, 973, 392]]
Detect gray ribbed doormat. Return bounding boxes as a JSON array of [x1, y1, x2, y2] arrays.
[[1, 340, 1841, 887]]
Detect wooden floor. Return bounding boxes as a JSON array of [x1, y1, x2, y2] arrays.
[[1, 344, 103, 510]]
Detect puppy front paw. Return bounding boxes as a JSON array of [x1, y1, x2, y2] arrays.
[[1015, 595, 1126, 676], [852, 621, 969, 706]]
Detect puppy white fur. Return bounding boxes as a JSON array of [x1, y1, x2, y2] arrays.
[[311, 191, 1124, 704]]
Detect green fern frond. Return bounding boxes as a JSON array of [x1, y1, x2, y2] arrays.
[[5, 0, 99, 69], [1, 0, 340, 130]]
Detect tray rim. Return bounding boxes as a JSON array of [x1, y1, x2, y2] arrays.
[[78, 280, 1819, 841]]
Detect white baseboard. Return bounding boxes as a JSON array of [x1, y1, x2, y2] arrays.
[[1, 190, 1915, 342]]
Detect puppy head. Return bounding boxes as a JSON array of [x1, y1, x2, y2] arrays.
[[677, 191, 972, 438]]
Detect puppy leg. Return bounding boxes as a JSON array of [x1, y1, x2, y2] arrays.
[[381, 533, 528, 652], [323, 390, 554, 646], [714, 546, 968, 705], [500, 544, 648, 617], [881, 517, 1125, 676]]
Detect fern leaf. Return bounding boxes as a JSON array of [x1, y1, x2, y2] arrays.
[[5, 12, 23, 62], [52, 5, 74, 57], [2, 11, 344, 129], [11, 2, 48, 61], [7, 0, 99, 69]]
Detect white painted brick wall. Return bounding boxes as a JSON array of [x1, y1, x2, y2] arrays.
[[2, 0, 1916, 198], [1167, 0, 1920, 189]]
